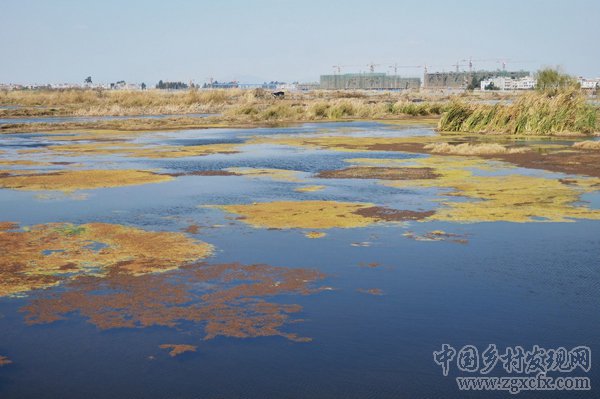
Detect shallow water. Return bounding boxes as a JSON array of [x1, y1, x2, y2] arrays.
[[0, 121, 598, 398], [0, 113, 215, 125]]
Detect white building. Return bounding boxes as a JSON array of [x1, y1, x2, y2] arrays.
[[578, 77, 600, 89], [481, 76, 536, 91]]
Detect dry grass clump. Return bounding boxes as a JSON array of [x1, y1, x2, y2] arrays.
[[224, 98, 446, 122], [424, 142, 530, 155], [439, 89, 599, 135], [572, 140, 600, 150], [0, 89, 247, 116]]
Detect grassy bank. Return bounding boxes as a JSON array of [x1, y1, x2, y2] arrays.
[[438, 89, 599, 135], [0, 88, 511, 119], [0, 89, 451, 133]]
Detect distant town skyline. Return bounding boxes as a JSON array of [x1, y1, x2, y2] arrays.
[[1, 0, 599, 85]]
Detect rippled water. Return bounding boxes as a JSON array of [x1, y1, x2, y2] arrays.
[[0, 121, 598, 398]]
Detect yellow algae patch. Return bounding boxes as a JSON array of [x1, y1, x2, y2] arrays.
[[0, 222, 213, 297], [295, 185, 325, 193], [216, 200, 433, 229], [219, 201, 379, 229], [43, 142, 138, 156], [36, 142, 240, 159], [246, 135, 435, 153], [0, 160, 51, 166], [0, 169, 173, 191], [424, 142, 529, 155], [304, 231, 327, 239], [159, 344, 197, 357], [225, 167, 305, 182], [129, 143, 239, 159], [378, 156, 600, 223]]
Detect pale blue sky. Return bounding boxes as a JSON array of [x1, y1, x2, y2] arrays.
[[1, 0, 598, 84]]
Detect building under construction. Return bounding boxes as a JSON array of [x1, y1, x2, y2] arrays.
[[320, 73, 421, 90], [424, 70, 530, 89]]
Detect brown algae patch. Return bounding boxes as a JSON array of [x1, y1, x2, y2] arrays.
[[0, 222, 19, 232], [216, 200, 432, 229], [183, 224, 201, 234], [371, 156, 600, 223], [159, 344, 198, 357], [0, 169, 173, 191], [573, 141, 600, 150], [357, 288, 384, 296], [317, 166, 438, 180], [22, 262, 327, 342], [358, 262, 380, 268], [0, 356, 12, 366], [0, 222, 213, 297], [294, 185, 325, 193]]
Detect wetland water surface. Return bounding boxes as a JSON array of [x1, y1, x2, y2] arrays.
[[0, 121, 598, 398]]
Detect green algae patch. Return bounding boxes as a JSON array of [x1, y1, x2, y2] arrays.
[[0, 169, 173, 192], [316, 166, 438, 180], [216, 200, 433, 229], [403, 230, 468, 244], [0, 222, 213, 297], [23, 262, 327, 343], [225, 167, 306, 182], [366, 156, 600, 223]]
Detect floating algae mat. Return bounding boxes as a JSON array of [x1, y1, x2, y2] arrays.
[[0, 121, 599, 399], [0, 169, 173, 191], [350, 156, 600, 223], [216, 200, 433, 229], [21, 262, 326, 342], [0, 222, 212, 297]]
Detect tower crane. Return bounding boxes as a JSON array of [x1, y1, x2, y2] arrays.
[[366, 62, 382, 73]]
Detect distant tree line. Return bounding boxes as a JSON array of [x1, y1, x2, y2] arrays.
[[156, 80, 189, 90]]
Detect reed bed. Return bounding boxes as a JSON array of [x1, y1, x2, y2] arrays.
[[438, 89, 599, 135]]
